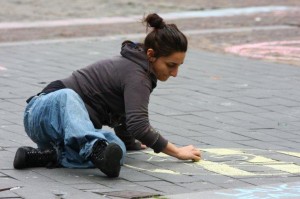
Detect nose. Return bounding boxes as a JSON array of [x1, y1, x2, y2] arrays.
[[170, 67, 178, 77]]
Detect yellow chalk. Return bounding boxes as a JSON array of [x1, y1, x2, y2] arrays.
[[265, 164, 300, 174], [203, 148, 243, 155], [124, 164, 181, 175], [204, 148, 300, 174], [277, 151, 300, 158], [145, 151, 169, 157], [248, 156, 277, 164], [196, 160, 255, 176]]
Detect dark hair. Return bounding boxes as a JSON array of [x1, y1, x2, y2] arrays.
[[143, 13, 188, 57]]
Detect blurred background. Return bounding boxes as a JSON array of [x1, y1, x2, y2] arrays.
[[0, 0, 299, 65]]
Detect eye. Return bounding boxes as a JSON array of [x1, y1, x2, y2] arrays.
[[167, 63, 177, 68]]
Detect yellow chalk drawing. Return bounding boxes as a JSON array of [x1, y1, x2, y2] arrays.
[[264, 164, 300, 174], [248, 156, 277, 164], [124, 164, 181, 175], [202, 148, 243, 155], [278, 151, 300, 158], [203, 148, 300, 175], [195, 160, 255, 176], [125, 148, 300, 177], [144, 151, 169, 157]]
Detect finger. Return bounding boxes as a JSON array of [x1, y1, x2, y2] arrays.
[[192, 147, 200, 151], [141, 144, 147, 149], [196, 151, 202, 157], [194, 150, 201, 157], [192, 155, 201, 162]]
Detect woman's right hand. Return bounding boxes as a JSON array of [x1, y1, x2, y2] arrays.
[[162, 142, 201, 162], [176, 145, 201, 162]]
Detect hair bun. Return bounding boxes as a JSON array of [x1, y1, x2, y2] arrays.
[[144, 13, 165, 29]]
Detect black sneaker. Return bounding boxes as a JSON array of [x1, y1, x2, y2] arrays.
[[89, 140, 122, 178], [13, 146, 57, 169]]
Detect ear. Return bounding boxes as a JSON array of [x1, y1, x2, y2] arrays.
[[146, 48, 156, 62]]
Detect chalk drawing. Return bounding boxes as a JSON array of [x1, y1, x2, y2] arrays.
[[203, 148, 300, 175], [278, 151, 300, 158], [0, 66, 7, 71], [124, 164, 181, 175], [195, 160, 255, 177], [225, 40, 300, 63], [216, 182, 300, 199], [125, 148, 300, 177]]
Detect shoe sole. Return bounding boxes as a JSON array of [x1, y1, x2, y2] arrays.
[[13, 147, 28, 169], [101, 143, 122, 178]]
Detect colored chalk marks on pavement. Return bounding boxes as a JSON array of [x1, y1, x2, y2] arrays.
[[0, 66, 7, 71], [215, 181, 300, 199], [225, 40, 300, 65], [125, 148, 300, 177]]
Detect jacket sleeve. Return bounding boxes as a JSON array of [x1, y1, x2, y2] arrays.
[[123, 74, 168, 153]]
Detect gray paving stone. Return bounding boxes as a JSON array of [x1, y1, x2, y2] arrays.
[[164, 135, 202, 146], [239, 177, 288, 186], [195, 136, 249, 148], [268, 125, 296, 136], [261, 153, 300, 164], [235, 131, 286, 142], [202, 130, 251, 141], [136, 181, 188, 194], [0, 191, 21, 198], [178, 181, 221, 192], [149, 121, 206, 136], [276, 141, 300, 151], [0, 176, 23, 189], [280, 177, 300, 183], [193, 173, 236, 185], [236, 140, 291, 150], [12, 184, 105, 199], [0, 150, 15, 169], [0, 130, 32, 148], [118, 167, 161, 182], [217, 179, 253, 189], [2, 169, 59, 183], [70, 183, 109, 190], [0, 124, 25, 134], [34, 168, 101, 184]]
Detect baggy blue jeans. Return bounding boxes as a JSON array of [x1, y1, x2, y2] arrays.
[[23, 89, 126, 168]]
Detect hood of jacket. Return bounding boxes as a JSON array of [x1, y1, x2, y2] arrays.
[[120, 41, 157, 89]]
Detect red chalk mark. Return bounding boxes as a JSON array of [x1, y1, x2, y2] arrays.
[[225, 41, 300, 62]]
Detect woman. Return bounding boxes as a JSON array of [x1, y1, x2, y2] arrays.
[[13, 13, 201, 178]]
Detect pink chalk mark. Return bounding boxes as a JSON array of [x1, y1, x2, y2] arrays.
[[225, 40, 300, 62], [0, 66, 7, 71]]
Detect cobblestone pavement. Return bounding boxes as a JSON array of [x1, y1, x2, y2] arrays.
[[0, 1, 299, 66], [0, 36, 300, 198], [1, 1, 300, 198]]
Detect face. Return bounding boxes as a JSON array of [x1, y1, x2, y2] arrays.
[[148, 50, 186, 81]]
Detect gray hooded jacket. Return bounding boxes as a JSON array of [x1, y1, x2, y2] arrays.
[[61, 41, 168, 153]]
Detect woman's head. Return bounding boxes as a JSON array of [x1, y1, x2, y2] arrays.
[[143, 13, 188, 58], [143, 13, 187, 81]]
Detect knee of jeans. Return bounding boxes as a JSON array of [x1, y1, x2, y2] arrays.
[[57, 89, 82, 104], [116, 140, 126, 158], [60, 89, 78, 98]]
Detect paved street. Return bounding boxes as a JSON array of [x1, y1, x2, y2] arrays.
[[0, 1, 300, 198], [0, 36, 300, 198]]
